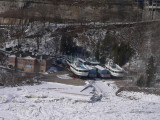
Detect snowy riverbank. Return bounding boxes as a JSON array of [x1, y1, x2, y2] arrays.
[[0, 80, 160, 120]]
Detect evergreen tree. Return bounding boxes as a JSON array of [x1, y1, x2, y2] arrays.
[[111, 42, 134, 66], [137, 75, 145, 87], [146, 56, 155, 87], [95, 41, 100, 60], [100, 55, 106, 64], [103, 31, 115, 51], [60, 33, 76, 55], [60, 34, 66, 55]]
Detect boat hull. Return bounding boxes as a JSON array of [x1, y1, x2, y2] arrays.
[[66, 59, 71, 66], [108, 71, 124, 77], [70, 65, 89, 77], [99, 73, 111, 78], [88, 73, 97, 78], [105, 66, 124, 78]]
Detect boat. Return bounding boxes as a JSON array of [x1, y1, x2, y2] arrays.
[[87, 66, 97, 78], [105, 59, 125, 77], [95, 65, 110, 78], [86, 58, 100, 67], [65, 56, 75, 71], [85, 58, 100, 78], [70, 58, 89, 77], [65, 56, 74, 66]]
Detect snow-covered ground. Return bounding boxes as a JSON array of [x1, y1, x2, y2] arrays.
[[0, 80, 160, 120]]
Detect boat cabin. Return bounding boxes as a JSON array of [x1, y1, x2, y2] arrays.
[[86, 58, 100, 67], [95, 65, 110, 78], [88, 67, 97, 78]]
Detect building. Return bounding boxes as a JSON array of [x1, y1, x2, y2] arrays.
[[8, 55, 52, 73]]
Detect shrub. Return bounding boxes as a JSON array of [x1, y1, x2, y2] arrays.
[[136, 75, 146, 87], [146, 56, 155, 87]]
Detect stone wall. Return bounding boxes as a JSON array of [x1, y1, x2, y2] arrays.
[[0, 17, 29, 25]]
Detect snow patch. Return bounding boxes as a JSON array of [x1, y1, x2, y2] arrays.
[[57, 74, 73, 79], [47, 67, 58, 73], [0, 78, 160, 119]]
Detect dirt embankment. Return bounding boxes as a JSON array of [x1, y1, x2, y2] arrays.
[[115, 80, 160, 96], [40, 67, 85, 86]]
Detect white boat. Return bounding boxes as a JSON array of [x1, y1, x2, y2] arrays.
[[65, 56, 74, 66], [70, 58, 89, 77], [65, 56, 75, 71], [105, 59, 125, 77], [86, 58, 100, 67]]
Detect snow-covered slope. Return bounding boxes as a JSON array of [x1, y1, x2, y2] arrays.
[[0, 80, 160, 120]]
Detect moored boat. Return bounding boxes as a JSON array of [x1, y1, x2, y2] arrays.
[[105, 59, 125, 78], [95, 65, 110, 78], [86, 58, 100, 67], [65, 56, 75, 70], [87, 66, 97, 78], [85, 58, 100, 78], [70, 58, 89, 77]]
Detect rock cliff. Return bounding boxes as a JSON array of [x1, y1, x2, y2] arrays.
[[0, 0, 141, 24]]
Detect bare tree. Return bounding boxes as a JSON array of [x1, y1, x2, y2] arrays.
[[9, 9, 28, 52], [34, 31, 43, 51], [46, 36, 61, 56], [0, 29, 8, 49], [0, 53, 7, 66], [11, 24, 27, 51]]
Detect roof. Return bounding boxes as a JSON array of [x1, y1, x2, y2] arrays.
[[9, 55, 16, 58], [23, 56, 36, 60]]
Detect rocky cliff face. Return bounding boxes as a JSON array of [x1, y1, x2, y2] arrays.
[[0, 0, 141, 24]]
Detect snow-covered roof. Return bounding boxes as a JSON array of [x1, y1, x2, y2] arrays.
[[77, 58, 86, 63], [90, 61, 100, 65], [95, 65, 106, 71], [23, 56, 36, 60], [9, 55, 16, 58]]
